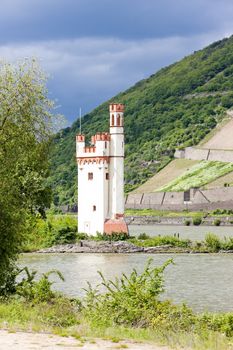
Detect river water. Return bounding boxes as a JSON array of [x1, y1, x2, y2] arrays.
[[20, 251, 233, 313], [129, 224, 233, 241]]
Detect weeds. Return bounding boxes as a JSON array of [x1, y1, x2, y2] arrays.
[[1, 260, 233, 349]]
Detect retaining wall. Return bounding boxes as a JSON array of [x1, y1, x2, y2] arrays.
[[174, 147, 233, 162], [125, 187, 233, 211]]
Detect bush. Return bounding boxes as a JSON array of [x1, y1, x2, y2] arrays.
[[214, 219, 221, 226], [222, 237, 233, 251], [83, 259, 175, 327], [204, 233, 221, 252], [24, 215, 78, 250], [138, 233, 150, 240], [184, 219, 191, 226], [193, 216, 202, 226], [76, 232, 88, 240], [97, 232, 129, 241], [131, 235, 191, 248], [16, 267, 64, 303]]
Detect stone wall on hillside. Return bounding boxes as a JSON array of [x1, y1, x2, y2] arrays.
[[174, 147, 233, 162], [125, 187, 233, 211]]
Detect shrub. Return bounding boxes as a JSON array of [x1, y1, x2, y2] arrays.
[[204, 233, 221, 252], [16, 267, 64, 303], [214, 219, 221, 226], [83, 259, 200, 333], [138, 233, 150, 240], [76, 232, 88, 240], [184, 219, 191, 226], [131, 235, 190, 248], [97, 232, 129, 241], [83, 259, 174, 327], [222, 237, 233, 251], [193, 216, 202, 226]]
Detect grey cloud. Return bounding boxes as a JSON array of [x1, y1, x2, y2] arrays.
[[0, 0, 233, 43], [0, 30, 227, 122]]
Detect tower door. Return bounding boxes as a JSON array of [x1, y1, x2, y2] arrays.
[[84, 222, 91, 235]]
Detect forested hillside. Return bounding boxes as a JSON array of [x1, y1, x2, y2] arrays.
[[49, 36, 233, 206]]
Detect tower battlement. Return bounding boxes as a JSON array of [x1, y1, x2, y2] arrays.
[[109, 103, 124, 112]]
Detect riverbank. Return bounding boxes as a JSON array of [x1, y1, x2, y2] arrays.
[[36, 235, 233, 254], [125, 208, 233, 226], [2, 259, 233, 350]]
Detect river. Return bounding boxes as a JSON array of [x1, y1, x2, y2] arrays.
[[20, 251, 233, 313], [129, 224, 233, 241]]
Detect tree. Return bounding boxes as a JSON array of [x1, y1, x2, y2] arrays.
[[0, 59, 57, 293]]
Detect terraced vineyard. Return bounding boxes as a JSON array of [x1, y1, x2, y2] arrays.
[[157, 161, 233, 192]]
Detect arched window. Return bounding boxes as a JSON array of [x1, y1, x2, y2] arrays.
[[111, 114, 114, 126], [117, 114, 121, 126]]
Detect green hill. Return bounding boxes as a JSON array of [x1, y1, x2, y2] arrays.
[[49, 35, 233, 206]]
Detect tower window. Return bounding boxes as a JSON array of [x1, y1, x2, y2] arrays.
[[111, 114, 114, 126], [105, 141, 107, 149], [88, 172, 93, 180], [93, 205, 96, 211], [117, 114, 121, 126], [106, 173, 109, 180]]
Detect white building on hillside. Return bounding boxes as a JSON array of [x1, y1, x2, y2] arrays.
[[76, 103, 128, 235]]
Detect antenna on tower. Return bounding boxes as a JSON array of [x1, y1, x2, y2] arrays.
[[79, 107, 82, 134]]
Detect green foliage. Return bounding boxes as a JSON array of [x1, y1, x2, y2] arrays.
[[0, 296, 79, 329], [158, 161, 233, 192], [76, 232, 89, 240], [192, 216, 202, 226], [199, 312, 233, 337], [214, 218, 221, 226], [96, 232, 129, 241], [49, 36, 233, 206], [212, 208, 233, 215], [23, 215, 78, 251], [0, 59, 58, 292], [138, 233, 150, 240], [83, 259, 173, 327], [1, 260, 233, 348], [16, 267, 64, 303], [184, 219, 191, 226], [204, 233, 221, 252], [131, 235, 191, 248]]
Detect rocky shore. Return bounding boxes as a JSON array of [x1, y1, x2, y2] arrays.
[[37, 240, 191, 254]]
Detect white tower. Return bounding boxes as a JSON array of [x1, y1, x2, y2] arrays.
[[76, 103, 128, 236]]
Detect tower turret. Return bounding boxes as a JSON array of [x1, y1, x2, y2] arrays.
[[104, 103, 128, 234]]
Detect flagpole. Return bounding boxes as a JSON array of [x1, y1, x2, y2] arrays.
[[79, 107, 82, 134]]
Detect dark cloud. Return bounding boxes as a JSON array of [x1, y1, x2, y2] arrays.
[[0, 0, 233, 43], [0, 0, 232, 123]]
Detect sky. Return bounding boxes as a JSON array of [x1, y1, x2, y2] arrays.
[[1, 0, 233, 124]]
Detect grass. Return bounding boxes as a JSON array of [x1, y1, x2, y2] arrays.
[[203, 170, 233, 189], [130, 235, 191, 248], [1, 301, 232, 349], [1, 265, 233, 350], [132, 159, 200, 194], [157, 161, 233, 192], [125, 208, 205, 217]]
